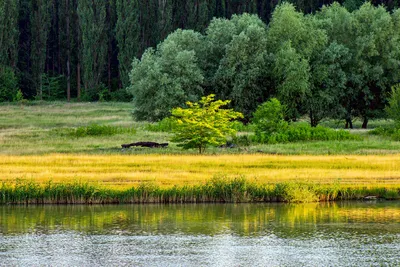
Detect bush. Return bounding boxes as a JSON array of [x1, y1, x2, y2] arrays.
[[110, 88, 131, 102], [0, 66, 19, 102], [41, 74, 66, 100], [252, 98, 288, 138]]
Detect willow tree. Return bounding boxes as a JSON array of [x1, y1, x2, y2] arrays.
[[30, 0, 51, 99], [115, 0, 139, 89], [129, 29, 204, 121], [267, 3, 327, 121], [212, 14, 272, 118], [78, 0, 108, 99]]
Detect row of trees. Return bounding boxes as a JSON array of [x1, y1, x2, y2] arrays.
[[1, 0, 399, 102], [129, 2, 400, 128]]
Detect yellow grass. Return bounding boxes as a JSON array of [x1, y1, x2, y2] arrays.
[[2, 154, 400, 190]]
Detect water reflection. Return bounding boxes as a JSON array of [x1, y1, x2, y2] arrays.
[[1, 202, 400, 266], [1, 202, 400, 236]]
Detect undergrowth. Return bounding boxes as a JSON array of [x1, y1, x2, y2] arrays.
[[370, 126, 400, 141], [254, 123, 360, 144]]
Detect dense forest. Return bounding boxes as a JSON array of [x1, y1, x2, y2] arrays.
[[1, 0, 400, 127]]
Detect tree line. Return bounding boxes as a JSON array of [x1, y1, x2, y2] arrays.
[[129, 2, 400, 128], [1, 0, 399, 102]]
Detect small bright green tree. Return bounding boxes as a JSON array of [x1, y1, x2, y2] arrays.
[[171, 94, 243, 153]]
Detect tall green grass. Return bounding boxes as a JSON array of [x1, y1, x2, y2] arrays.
[[69, 124, 136, 137], [254, 123, 360, 144], [1, 177, 399, 204]]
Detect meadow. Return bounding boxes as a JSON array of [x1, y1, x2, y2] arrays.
[[1, 102, 400, 203]]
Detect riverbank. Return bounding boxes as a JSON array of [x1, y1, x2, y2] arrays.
[[1, 177, 399, 204], [2, 101, 400, 155], [1, 102, 400, 204]]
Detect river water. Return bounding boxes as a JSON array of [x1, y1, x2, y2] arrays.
[[1, 202, 400, 266]]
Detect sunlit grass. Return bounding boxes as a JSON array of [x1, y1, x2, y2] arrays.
[[2, 154, 400, 189], [1, 102, 400, 203], [2, 102, 400, 155]]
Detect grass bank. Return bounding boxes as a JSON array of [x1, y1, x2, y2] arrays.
[[2, 102, 400, 155], [1, 177, 399, 204], [2, 102, 400, 204]]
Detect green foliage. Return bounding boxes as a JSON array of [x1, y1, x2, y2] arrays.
[[268, 3, 327, 60], [252, 99, 358, 144], [0, 0, 19, 67], [78, 0, 108, 100], [255, 123, 359, 144], [41, 74, 66, 101], [13, 90, 24, 103], [273, 42, 310, 120], [212, 14, 272, 118], [129, 29, 204, 121], [385, 84, 400, 126], [0, 66, 19, 102], [115, 0, 140, 89], [252, 98, 288, 137], [30, 0, 51, 100], [65, 124, 136, 138], [307, 42, 350, 126], [171, 94, 243, 153]]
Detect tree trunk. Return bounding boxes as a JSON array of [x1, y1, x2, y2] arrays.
[[345, 118, 353, 129], [66, 0, 71, 102], [77, 62, 81, 101], [309, 110, 319, 127], [362, 117, 368, 129], [108, 50, 112, 92]]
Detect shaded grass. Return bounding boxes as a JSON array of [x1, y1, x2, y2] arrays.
[[1, 177, 399, 204]]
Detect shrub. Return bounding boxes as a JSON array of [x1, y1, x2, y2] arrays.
[[13, 90, 25, 102], [0, 66, 19, 102], [252, 98, 288, 139], [386, 84, 400, 126]]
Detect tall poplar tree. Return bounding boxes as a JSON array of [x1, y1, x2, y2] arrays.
[[30, 0, 51, 99], [78, 0, 108, 99], [0, 0, 20, 68], [158, 0, 173, 39], [116, 0, 140, 89]]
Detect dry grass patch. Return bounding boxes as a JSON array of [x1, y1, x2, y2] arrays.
[[2, 154, 400, 190]]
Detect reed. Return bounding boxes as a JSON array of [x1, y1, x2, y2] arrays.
[[1, 177, 399, 204]]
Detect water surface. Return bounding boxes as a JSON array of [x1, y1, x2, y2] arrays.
[[1, 202, 399, 266]]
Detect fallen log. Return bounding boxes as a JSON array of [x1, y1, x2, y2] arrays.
[[121, 142, 169, 149]]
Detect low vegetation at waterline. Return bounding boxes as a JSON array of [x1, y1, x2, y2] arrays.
[[1, 177, 399, 204]]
